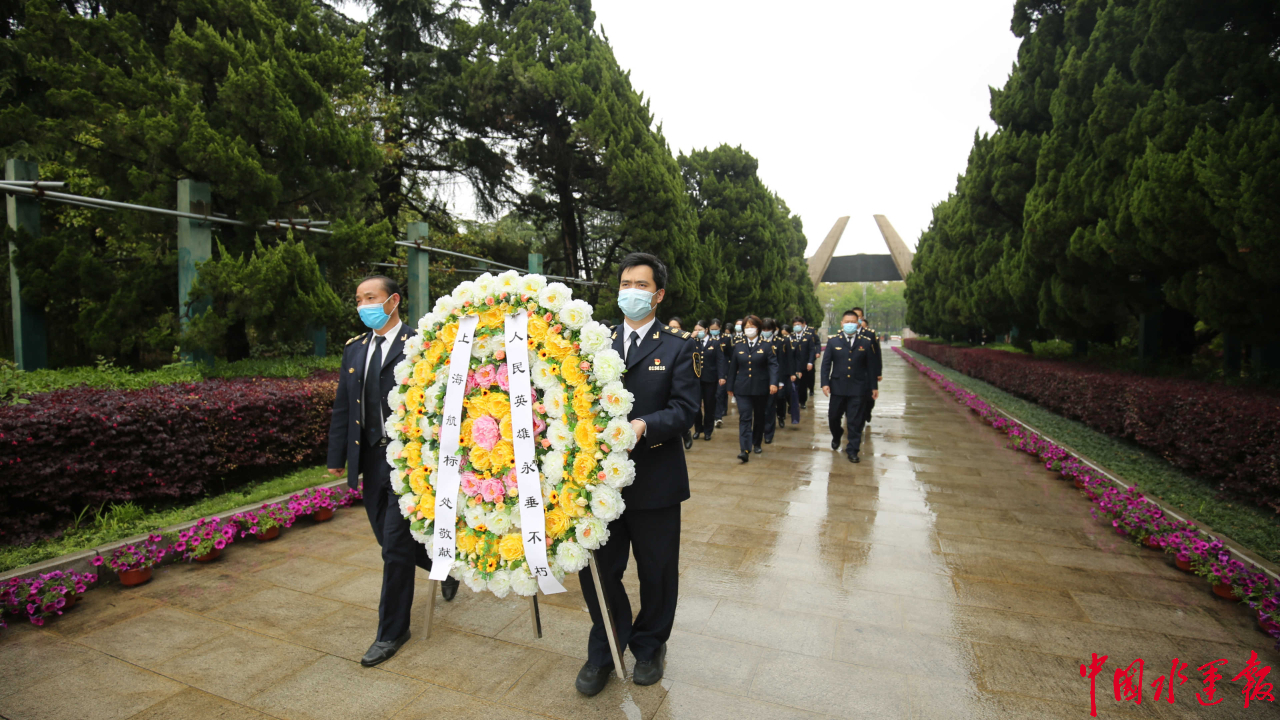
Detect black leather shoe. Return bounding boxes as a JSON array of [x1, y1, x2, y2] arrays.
[[633, 643, 667, 686], [361, 631, 410, 667], [831, 438, 840, 451], [764, 437, 773, 444], [848, 453, 860, 463], [800, 403, 807, 409], [703, 433, 712, 441], [683, 431, 693, 450], [737, 451, 749, 463], [441, 577, 459, 601], [575, 661, 613, 696], [752, 445, 762, 454]]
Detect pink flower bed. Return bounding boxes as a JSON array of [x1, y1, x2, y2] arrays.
[[895, 346, 1280, 647]]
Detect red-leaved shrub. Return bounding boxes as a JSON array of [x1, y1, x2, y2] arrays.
[[903, 340, 1280, 512], [0, 374, 338, 542]]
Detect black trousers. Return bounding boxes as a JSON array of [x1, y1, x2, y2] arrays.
[[715, 383, 728, 420], [694, 381, 718, 437], [764, 378, 799, 440], [361, 433, 431, 642], [579, 504, 680, 667], [735, 394, 768, 451], [862, 393, 876, 425], [828, 394, 866, 456], [796, 368, 810, 407]]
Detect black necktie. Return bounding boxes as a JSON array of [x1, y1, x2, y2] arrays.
[[364, 335, 384, 437], [629, 331, 640, 361]]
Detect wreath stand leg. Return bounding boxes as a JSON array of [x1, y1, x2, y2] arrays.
[[588, 551, 627, 679], [422, 579, 438, 640], [529, 595, 543, 638]]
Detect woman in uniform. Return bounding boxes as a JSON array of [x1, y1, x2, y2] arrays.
[[711, 319, 729, 428], [768, 320, 801, 437], [692, 320, 723, 442], [726, 315, 779, 463]]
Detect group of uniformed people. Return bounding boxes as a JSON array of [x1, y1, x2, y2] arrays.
[[668, 307, 881, 464]]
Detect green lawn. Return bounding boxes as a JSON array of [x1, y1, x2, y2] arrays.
[[901, 348, 1280, 565], [0, 464, 340, 574]]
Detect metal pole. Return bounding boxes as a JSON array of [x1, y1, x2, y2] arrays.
[[177, 179, 214, 366], [406, 223, 430, 325], [5, 159, 48, 370], [421, 579, 437, 639], [529, 594, 543, 638], [588, 551, 627, 679]]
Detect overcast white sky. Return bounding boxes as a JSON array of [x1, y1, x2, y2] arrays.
[[342, 1, 1024, 257]]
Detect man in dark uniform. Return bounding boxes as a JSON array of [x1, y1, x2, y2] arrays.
[[576, 253, 699, 696], [762, 318, 797, 443], [692, 319, 725, 442], [327, 276, 460, 668], [851, 308, 883, 433], [821, 309, 879, 463], [710, 319, 729, 429], [726, 315, 779, 462], [791, 316, 815, 409]]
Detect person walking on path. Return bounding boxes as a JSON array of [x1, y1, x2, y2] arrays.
[[713, 319, 731, 427], [850, 308, 882, 433], [821, 309, 879, 463], [327, 276, 459, 668], [726, 315, 779, 463], [575, 252, 699, 696], [762, 318, 799, 443], [692, 319, 725, 442]]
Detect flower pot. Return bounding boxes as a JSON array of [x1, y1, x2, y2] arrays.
[[194, 547, 222, 563], [311, 508, 334, 523], [1211, 583, 1237, 601], [119, 567, 153, 587], [1258, 613, 1280, 636], [1175, 558, 1193, 572], [1073, 478, 1086, 490], [254, 526, 280, 542], [1143, 536, 1161, 549], [62, 594, 78, 611]]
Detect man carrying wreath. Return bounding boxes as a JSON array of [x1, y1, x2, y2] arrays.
[[575, 252, 700, 696]]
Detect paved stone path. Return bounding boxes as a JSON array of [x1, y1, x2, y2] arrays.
[[3, 346, 1276, 719]]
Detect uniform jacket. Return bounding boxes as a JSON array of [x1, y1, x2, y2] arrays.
[[694, 333, 725, 385], [327, 327, 414, 489], [859, 327, 883, 378], [768, 335, 795, 380], [727, 338, 781, 395], [820, 332, 880, 397], [613, 323, 700, 510], [792, 328, 815, 370]]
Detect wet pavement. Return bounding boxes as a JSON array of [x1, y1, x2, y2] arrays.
[[3, 347, 1276, 719]]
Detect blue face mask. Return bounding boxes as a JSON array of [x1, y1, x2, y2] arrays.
[[762, 330, 775, 340], [793, 324, 802, 333], [616, 288, 654, 321], [696, 330, 705, 339], [842, 322, 858, 334], [358, 296, 398, 330], [709, 329, 720, 337], [734, 324, 743, 333]]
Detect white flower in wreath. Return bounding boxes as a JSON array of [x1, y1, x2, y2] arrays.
[[461, 567, 488, 593], [602, 417, 637, 451], [556, 539, 589, 573], [425, 382, 445, 413], [470, 332, 493, 359], [518, 274, 546, 297], [393, 358, 412, 384], [598, 381, 634, 416], [575, 517, 609, 550], [404, 334, 424, 357], [410, 525, 431, 549], [543, 384, 567, 418], [391, 467, 409, 494], [558, 299, 592, 330], [417, 312, 438, 335], [488, 568, 513, 598], [591, 349, 625, 384], [463, 504, 486, 530], [537, 282, 571, 312], [474, 273, 497, 297], [452, 280, 478, 306], [397, 492, 416, 518], [510, 566, 539, 596], [547, 418, 574, 451], [418, 415, 434, 439], [496, 270, 522, 295], [487, 508, 514, 535], [579, 321, 613, 354], [433, 294, 458, 318], [422, 447, 438, 470], [531, 359, 559, 391], [600, 453, 636, 489], [387, 439, 406, 463], [388, 407, 406, 433], [589, 484, 624, 522], [541, 449, 566, 484]]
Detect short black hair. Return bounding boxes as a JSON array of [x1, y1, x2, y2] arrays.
[[694, 319, 708, 330], [762, 317, 779, 332], [359, 275, 401, 298], [842, 309, 859, 319], [618, 252, 667, 290], [743, 314, 763, 329], [851, 306, 863, 316], [667, 316, 683, 329], [792, 316, 807, 325], [709, 318, 721, 329]]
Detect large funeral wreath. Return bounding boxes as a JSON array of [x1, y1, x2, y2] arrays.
[[386, 271, 637, 597]]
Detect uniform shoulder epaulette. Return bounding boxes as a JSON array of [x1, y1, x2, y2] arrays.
[[345, 333, 364, 346]]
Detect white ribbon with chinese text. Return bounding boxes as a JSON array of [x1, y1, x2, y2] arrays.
[[429, 314, 479, 581], [505, 311, 565, 594]]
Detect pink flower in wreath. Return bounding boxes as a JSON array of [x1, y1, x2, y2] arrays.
[[497, 363, 511, 391], [502, 470, 519, 494], [533, 414, 547, 436], [460, 471, 482, 497], [472, 415, 501, 450], [473, 364, 498, 388], [479, 477, 505, 503]]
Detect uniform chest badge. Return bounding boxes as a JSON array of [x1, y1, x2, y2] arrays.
[[756, 349, 764, 354], [648, 358, 667, 371]]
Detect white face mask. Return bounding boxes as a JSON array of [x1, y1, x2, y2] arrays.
[[744, 327, 758, 339]]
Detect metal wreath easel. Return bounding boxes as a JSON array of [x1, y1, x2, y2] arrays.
[[420, 551, 627, 679]]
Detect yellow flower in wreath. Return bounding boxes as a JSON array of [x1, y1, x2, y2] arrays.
[[574, 419, 597, 452], [499, 414, 513, 440], [403, 413, 424, 440], [484, 555, 499, 573], [572, 452, 597, 485], [412, 360, 433, 385], [490, 440, 515, 471], [528, 315, 550, 343], [485, 392, 511, 419], [479, 307, 508, 329], [404, 386, 425, 413], [544, 507, 571, 539], [405, 441, 423, 468], [546, 332, 573, 360], [498, 533, 525, 562], [439, 322, 458, 347], [408, 467, 429, 494], [572, 389, 595, 419], [459, 417, 475, 446], [456, 531, 479, 555], [426, 340, 446, 365], [469, 445, 493, 472], [417, 492, 435, 520], [560, 355, 586, 387]]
